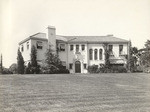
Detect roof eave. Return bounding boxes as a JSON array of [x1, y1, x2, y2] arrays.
[[66, 41, 129, 44], [19, 37, 31, 45], [19, 37, 48, 45]]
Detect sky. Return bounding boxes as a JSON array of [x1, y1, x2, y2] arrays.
[[0, 0, 150, 68]]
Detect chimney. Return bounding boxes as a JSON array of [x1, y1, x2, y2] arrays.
[[47, 25, 56, 52]]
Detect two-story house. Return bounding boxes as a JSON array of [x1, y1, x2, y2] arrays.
[[19, 26, 130, 73]]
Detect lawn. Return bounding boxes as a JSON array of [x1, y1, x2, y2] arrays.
[[0, 73, 150, 112]]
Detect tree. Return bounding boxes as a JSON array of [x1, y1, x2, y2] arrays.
[[43, 45, 64, 74], [145, 39, 150, 49], [103, 43, 110, 68], [131, 47, 138, 55], [0, 54, 3, 74], [17, 48, 24, 74], [140, 52, 150, 67], [30, 45, 40, 74], [140, 40, 150, 72], [129, 46, 139, 72], [24, 62, 31, 74], [9, 63, 17, 74]]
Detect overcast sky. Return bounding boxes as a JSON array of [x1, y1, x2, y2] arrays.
[[0, 0, 150, 68]]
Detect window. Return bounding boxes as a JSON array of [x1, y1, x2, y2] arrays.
[[36, 41, 43, 49], [119, 45, 123, 55], [27, 42, 29, 50], [76, 45, 79, 52], [82, 45, 85, 51], [70, 45, 73, 51], [89, 49, 93, 60], [99, 49, 103, 60], [60, 44, 65, 51], [109, 45, 113, 54], [69, 63, 73, 69], [21, 45, 24, 52], [84, 64, 87, 69], [94, 49, 98, 60]]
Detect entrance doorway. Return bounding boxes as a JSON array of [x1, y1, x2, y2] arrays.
[[75, 61, 81, 73]]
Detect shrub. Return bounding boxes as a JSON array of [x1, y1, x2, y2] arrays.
[[111, 66, 127, 73], [143, 67, 150, 73], [40, 64, 59, 74], [9, 63, 18, 74], [117, 66, 127, 73], [110, 66, 119, 73], [24, 66, 30, 74], [131, 66, 143, 73], [136, 66, 143, 72], [96, 65, 127, 73], [2, 68, 12, 74], [88, 65, 98, 73], [96, 66, 105, 73], [57, 67, 70, 74]]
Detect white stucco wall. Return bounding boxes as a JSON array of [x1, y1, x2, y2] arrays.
[[108, 43, 128, 65], [60, 43, 88, 73], [110, 44, 128, 57], [20, 39, 48, 65], [122, 44, 128, 54], [31, 39, 48, 62], [58, 43, 67, 67], [20, 40, 31, 65], [88, 44, 105, 66]]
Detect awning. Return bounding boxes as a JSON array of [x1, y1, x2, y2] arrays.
[[109, 59, 126, 64]]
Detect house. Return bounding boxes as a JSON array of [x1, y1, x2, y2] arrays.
[[19, 26, 130, 73]]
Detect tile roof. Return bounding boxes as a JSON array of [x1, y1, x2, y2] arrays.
[[62, 35, 128, 43], [19, 32, 128, 45], [30, 32, 46, 39], [19, 32, 47, 45]]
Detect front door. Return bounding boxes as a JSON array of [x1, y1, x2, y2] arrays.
[[75, 61, 81, 73]]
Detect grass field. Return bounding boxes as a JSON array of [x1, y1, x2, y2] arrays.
[[0, 73, 150, 112]]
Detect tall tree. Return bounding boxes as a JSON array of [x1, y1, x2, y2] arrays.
[[131, 47, 138, 56], [44, 45, 63, 73], [128, 45, 139, 72], [145, 40, 150, 49], [17, 48, 24, 74], [0, 54, 3, 74], [140, 40, 150, 69], [103, 43, 110, 68], [31, 45, 37, 67], [30, 45, 39, 73]]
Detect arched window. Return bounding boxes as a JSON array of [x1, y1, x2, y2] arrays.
[[99, 49, 103, 60], [89, 49, 93, 60], [94, 49, 98, 60]]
